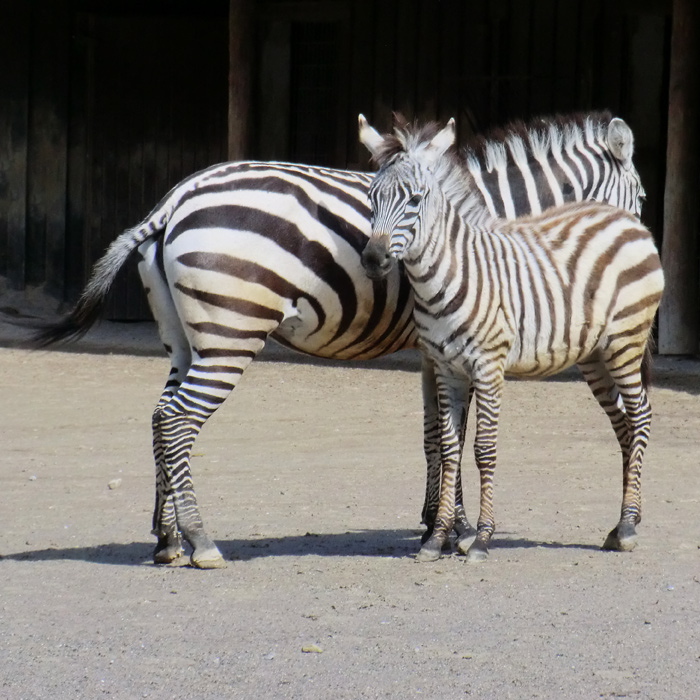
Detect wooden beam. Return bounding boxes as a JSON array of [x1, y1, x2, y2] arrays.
[[228, 0, 253, 161], [658, 0, 700, 354]]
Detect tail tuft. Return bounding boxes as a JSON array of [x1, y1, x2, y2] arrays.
[[25, 221, 163, 348], [29, 300, 104, 348]]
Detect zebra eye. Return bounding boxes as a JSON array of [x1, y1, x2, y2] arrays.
[[408, 193, 423, 206]]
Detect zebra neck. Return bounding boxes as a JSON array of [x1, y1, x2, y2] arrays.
[[404, 203, 480, 309]]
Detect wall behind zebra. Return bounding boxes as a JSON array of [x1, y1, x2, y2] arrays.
[[0, 0, 680, 329], [0, 0, 229, 320]]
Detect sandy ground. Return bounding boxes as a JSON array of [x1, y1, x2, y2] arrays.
[[1, 312, 700, 699]]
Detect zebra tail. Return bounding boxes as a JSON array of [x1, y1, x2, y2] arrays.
[[29, 212, 167, 347]]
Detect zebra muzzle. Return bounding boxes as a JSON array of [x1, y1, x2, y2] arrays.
[[361, 236, 394, 280]]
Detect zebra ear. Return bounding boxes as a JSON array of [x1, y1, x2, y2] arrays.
[[424, 118, 456, 163], [607, 117, 634, 168], [358, 114, 385, 158]]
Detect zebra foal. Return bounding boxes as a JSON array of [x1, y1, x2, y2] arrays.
[[359, 116, 664, 563]]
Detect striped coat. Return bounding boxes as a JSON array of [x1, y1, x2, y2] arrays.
[[360, 117, 663, 562], [32, 113, 645, 567]]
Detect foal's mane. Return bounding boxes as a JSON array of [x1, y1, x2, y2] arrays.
[[369, 115, 445, 167]]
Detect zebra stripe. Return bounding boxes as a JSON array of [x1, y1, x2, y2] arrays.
[[33, 112, 644, 568], [360, 117, 664, 563]]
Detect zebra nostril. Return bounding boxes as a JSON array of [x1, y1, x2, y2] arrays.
[[361, 245, 393, 279]]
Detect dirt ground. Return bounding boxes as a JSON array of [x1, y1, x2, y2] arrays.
[[1, 315, 700, 699]]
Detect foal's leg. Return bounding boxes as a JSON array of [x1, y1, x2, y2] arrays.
[[417, 371, 471, 562], [420, 358, 475, 545], [578, 354, 631, 471], [456, 371, 505, 563]]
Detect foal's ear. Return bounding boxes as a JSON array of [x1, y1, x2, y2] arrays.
[[358, 114, 385, 158], [607, 117, 634, 168], [423, 118, 456, 164]]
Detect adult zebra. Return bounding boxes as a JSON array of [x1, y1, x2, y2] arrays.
[[31, 113, 645, 568], [359, 117, 663, 563]]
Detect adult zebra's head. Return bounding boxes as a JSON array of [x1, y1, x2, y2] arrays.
[[358, 114, 456, 280], [600, 117, 645, 217]]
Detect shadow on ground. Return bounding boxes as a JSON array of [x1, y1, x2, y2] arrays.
[[1, 530, 604, 567]]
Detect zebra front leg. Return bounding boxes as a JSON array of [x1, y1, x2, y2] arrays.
[[417, 372, 468, 562], [457, 375, 504, 563], [420, 359, 474, 546]]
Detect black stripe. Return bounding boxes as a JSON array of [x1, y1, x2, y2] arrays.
[[174, 282, 284, 323], [177, 168, 371, 225], [187, 322, 268, 341]]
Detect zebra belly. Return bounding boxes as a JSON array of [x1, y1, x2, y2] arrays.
[[503, 334, 595, 378]]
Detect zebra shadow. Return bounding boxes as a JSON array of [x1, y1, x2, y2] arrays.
[[0, 529, 419, 567], [489, 536, 603, 553], [0, 530, 603, 567]]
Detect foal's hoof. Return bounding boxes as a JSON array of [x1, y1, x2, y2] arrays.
[[464, 539, 489, 563], [190, 546, 228, 569], [153, 542, 184, 565], [421, 528, 452, 550], [455, 532, 476, 556], [416, 537, 443, 562], [602, 523, 637, 552], [454, 522, 477, 541]]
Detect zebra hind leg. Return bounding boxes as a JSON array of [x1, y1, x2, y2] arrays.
[[138, 238, 191, 565], [577, 356, 634, 551], [153, 348, 265, 569], [597, 349, 651, 552], [152, 385, 186, 566]]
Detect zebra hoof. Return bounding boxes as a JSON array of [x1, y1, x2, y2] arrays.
[[190, 547, 227, 569], [602, 523, 637, 552], [453, 520, 477, 541], [455, 533, 476, 556], [153, 541, 184, 565], [165, 555, 190, 568], [416, 538, 443, 562], [465, 540, 489, 563]]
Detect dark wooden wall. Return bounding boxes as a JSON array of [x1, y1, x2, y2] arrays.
[[254, 0, 670, 237], [0, 0, 229, 319], [1, 0, 674, 322]]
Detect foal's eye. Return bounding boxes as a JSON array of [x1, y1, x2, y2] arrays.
[[408, 193, 423, 206]]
